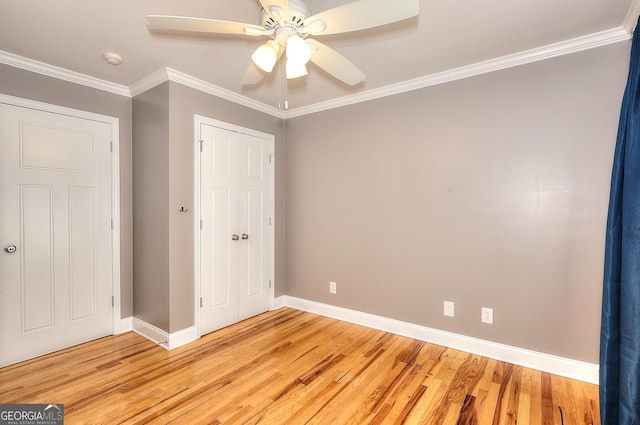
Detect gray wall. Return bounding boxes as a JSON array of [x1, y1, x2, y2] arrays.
[[0, 64, 134, 319], [133, 81, 285, 333], [284, 42, 630, 363], [132, 83, 171, 331]]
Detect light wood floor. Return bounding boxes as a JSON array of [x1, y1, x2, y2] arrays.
[[0, 307, 599, 424]]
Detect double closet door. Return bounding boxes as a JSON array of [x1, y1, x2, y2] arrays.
[[199, 120, 273, 335]]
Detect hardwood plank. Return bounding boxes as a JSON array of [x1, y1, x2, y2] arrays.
[[0, 308, 600, 425], [517, 368, 532, 425], [570, 375, 599, 425]]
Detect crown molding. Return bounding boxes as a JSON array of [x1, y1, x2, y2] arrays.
[[129, 67, 286, 119], [128, 68, 170, 97], [0, 50, 131, 97], [1, 25, 631, 120], [284, 27, 631, 118], [166, 68, 286, 119]]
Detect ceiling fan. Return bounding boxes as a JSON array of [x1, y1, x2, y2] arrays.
[[147, 0, 419, 86]]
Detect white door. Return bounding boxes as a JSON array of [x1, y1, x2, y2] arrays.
[[199, 120, 272, 335], [0, 103, 113, 367]]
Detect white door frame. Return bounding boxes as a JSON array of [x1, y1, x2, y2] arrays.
[[0, 94, 123, 334], [194, 115, 275, 338]]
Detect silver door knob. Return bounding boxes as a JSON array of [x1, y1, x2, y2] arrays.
[[4, 244, 17, 253], [231, 234, 240, 241], [241, 234, 249, 240]]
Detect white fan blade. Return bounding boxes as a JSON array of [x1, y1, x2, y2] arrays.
[[258, 0, 290, 22], [147, 15, 265, 35], [306, 39, 365, 86], [304, 0, 419, 35], [242, 63, 266, 85]]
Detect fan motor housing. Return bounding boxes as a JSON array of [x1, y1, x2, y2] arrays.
[[260, 0, 311, 29]]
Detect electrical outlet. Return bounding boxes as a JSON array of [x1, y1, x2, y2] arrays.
[[444, 301, 454, 317], [482, 307, 493, 324], [330, 281, 337, 294]]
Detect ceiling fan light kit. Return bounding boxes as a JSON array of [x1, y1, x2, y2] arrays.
[[286, 60, 308, 79], [147, 0, 419, 86], [286, 35, 311, 63], [251, 40, 280, 72]]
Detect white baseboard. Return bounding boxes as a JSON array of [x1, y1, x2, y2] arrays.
[[132, 317, 198, 350], [169, 326, 199, 350], [273, 295, 286, 309], [114, 316, 133, 334], [282, 296, 599, 384]]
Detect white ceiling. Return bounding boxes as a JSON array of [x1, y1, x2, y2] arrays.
[[0, 0, 638, 112]]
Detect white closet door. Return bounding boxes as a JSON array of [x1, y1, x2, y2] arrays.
[[237, 137, 271, 320], [200, 125, 240, 332], [199, 121, 272, 335], [0, 103, 113, 367]]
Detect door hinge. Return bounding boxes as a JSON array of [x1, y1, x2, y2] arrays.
[[269, 154, 274, 164], [269, 279, 272, 289], [110, 142, 113, 153], [269, 217, 272, 226], [200, 219, 203, 230], [200, 297, 203, 308], [111, 219, 114, 230], [112, 296, 115, 307], [199, 140, 203, 152]]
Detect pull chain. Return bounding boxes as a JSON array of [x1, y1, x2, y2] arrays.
[[278, 57, 288, 110]]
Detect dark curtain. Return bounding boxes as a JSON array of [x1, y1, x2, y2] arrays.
[[600, 19, 640, 425]]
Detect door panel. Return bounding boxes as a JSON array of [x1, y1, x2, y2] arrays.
[[0, 103, 113, 367], [246, 190, 263, 297], [20, 122, 95, 172], [211, 188, 232, 308], [200, 128, 239, 333], [199, 121, 272, 334], [238, 139, 271, 320], [21, 185, 54, 332], [69, 186, 97, 320]]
